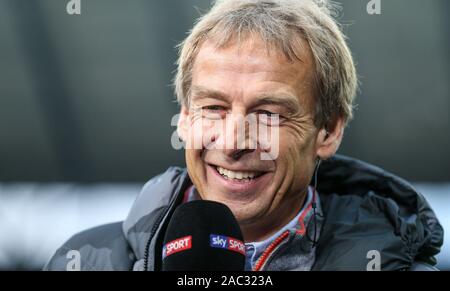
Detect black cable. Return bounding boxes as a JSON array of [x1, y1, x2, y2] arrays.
[[309, 159, 322, 248]]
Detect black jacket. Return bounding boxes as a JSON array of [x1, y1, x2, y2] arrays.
[[44, 155, 444, 271]]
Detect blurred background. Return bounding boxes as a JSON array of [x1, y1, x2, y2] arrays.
[[0, 0, 448, 270]]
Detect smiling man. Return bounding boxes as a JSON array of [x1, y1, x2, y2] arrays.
[[45, 0, 443, 271], [178, 36, 322, 244]]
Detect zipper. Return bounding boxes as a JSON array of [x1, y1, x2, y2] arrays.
[[143, 206, 168, 270], [252, 190, 316, 271], [143, 171, 190, 270], [253, 230, 290, 271]]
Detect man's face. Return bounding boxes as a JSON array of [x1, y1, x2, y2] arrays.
[[178, 37, 322, 240]]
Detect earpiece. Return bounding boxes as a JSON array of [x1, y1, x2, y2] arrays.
[[322, 127, 330, 141]]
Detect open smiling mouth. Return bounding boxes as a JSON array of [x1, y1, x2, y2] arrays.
[[211, 165, 266, 183]]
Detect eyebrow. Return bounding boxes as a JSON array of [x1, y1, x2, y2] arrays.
[[190, 86, 229, 103], [190, 85, 300, 114]]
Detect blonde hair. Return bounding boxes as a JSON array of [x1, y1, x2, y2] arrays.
[[174, 0, 357, 126]]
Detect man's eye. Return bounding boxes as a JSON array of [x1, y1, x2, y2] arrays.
[[200, 105, 226, 120], [256, 110, 282, 126], [257, 110, 276, 116], [204, 105, 225, 111]]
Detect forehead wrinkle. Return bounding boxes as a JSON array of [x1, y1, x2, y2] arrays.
[[195, 38, 300, 76]]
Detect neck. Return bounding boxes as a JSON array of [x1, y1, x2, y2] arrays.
[[240, 190, 307, 242]]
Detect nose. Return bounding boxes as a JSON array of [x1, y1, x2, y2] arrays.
[[218, 112, 257, 160]]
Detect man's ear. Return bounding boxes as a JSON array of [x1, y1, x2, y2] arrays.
[[177, 105, 190, 142], [315, 115, 345, 160]]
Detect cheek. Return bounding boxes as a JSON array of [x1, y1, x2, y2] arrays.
[[185, 149, 208, 194], [185, 150, 199, 180], [185, 117, 203, 150], [186, 116, 222, 150], [274, 127, 317, 186], [280, 118, 317, 158], [278, 128, 311, 161]]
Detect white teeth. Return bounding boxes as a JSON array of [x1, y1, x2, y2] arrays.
[[216, 166, 258, 180]]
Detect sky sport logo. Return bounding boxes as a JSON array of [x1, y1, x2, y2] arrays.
[[162, 235, 192, 259], [210, 234, 245, 255]]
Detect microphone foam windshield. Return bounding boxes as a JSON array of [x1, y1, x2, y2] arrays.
[[161, 200, 246, 271]]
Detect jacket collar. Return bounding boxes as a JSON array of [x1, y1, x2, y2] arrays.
[[122, 155, 444, 270]]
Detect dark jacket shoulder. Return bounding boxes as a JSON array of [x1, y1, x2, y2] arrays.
[[43, 222, 134, 271], [312, 155, 444, 270]]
